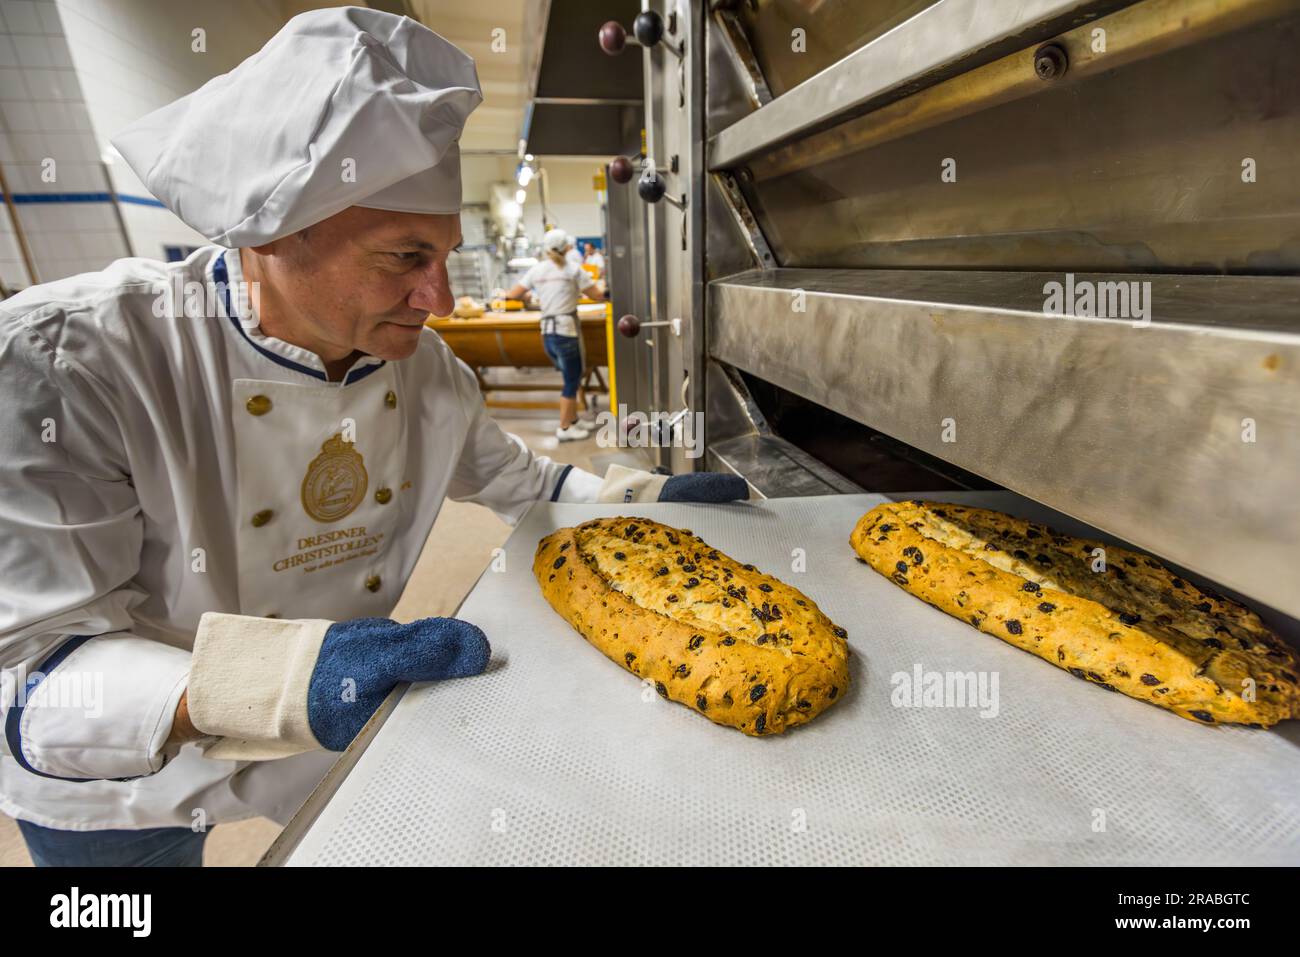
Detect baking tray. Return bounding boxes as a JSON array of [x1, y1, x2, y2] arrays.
[[264, 492, 1300, 866]]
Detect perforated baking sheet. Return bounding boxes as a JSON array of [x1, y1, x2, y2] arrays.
[[277, 493, 1300, 866]]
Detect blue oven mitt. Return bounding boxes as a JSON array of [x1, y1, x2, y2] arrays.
[[306, 617, 490, 749], [657, 472, 750, 503], [187, 613, 490, 758]]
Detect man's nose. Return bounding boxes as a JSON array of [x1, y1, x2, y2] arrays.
[[408, 261, 453, 316]]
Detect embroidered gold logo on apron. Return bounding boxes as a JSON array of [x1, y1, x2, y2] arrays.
[[301, 433, 368, 523]]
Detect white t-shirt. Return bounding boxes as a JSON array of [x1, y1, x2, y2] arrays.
[[564, 247, 584, 269], [520, 259, 596, 337], [585, 251, 605, 271]]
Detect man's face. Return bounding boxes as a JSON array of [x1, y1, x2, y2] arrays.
[[258, 206, 461, 362]]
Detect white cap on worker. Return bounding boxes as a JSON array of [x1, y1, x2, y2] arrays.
[[111, 6, 482, 248], [543, 228, 571, 252]]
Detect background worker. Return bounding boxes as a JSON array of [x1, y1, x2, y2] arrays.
[[501, 228, 603, 441]]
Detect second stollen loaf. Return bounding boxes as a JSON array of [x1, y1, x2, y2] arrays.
[[534, 517, 850, 736]]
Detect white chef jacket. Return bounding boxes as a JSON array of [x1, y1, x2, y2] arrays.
[[519, 259, 597, 337], [0, 245, 593, 830]]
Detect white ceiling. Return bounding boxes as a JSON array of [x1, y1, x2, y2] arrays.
[[406, 0, 546, 154]]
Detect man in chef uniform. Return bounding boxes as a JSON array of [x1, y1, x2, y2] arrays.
[[0, 7, 745, 867]]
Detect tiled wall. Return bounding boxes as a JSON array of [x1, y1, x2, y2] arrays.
[[57, 0, 291, 269], [0, 0, 292, 290], [0, 0, 122, 288]]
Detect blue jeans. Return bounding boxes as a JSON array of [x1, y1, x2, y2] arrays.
[[542, 332, 584, 399], [17, 818, 208, 867]]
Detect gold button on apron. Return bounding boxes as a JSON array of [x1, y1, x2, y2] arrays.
[[251, 509, 274, 527], [246, 395, 272, 416], [384, 390, 397, 409], [374, 487, 392, 504], [365, 575, 382, 592]]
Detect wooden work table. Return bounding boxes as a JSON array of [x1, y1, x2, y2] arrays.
[[425, 307, 611, 408]]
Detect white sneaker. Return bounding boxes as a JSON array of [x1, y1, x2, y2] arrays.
[[555, 423, 591, 441]]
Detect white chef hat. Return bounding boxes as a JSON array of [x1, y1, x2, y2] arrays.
[[543, 228, 571, 252], [111, 6, 482, 248]]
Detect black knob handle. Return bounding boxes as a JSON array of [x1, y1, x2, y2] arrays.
[[637, 170, 666, 204], [617, 314, 642, 337], [633, 11, 664, 47]]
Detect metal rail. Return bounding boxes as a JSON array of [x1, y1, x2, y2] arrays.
[[708, 0, 1135, 169]]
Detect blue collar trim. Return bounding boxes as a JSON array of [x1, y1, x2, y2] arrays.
[[213, 253, 386, 386]]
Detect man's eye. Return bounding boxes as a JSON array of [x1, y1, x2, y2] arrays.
[[390, 252, 421, 262]]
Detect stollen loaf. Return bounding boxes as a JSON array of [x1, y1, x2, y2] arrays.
[[851, 500, 1300, 727], [534, 517, 850, 736]]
